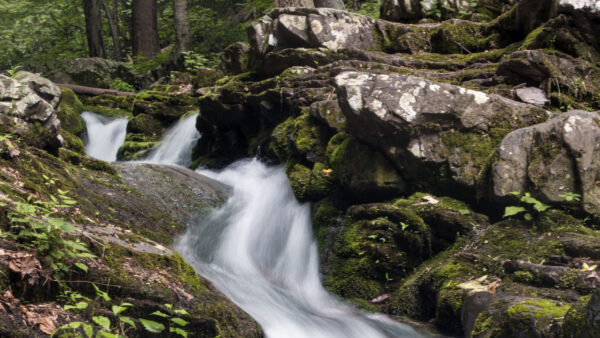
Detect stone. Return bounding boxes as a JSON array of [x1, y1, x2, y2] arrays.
[[0, 74, 63, 150], [380, 0, 434, 22], [515, 87, 549, 106], [313, 0, 345, 9], [274, 0, 315, 7], [220, 42, 250, 74], [332, 70, 547, 193], [14, 71, 62, 108], [491, 110, 600, 215], [248, 8, 379, 58]]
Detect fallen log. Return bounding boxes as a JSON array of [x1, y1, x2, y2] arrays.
[[56, 83, 135, 96]]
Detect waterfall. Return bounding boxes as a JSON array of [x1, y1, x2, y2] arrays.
[[144, 113, 200, 166], [176, 159, 423, 338], [81, 111, 128, 162]]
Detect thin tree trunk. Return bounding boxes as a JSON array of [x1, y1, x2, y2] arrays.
[[82, 0, 106, 58], [173, 0, 191, 53], [56, 83, 135, 96], [132, 0, 160, 59], [102, 0, 122, 60]]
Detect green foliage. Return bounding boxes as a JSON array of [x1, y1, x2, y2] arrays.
[[109, 78, 135, 93], [181, 51, 220, 71], [133, 51, 171, 74], [503, 192, 551, 222], [3, 181, 94, 277]]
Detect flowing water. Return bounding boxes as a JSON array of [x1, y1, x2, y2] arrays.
[[144, 113, 200, 166], [176, 159, 423, 338], [81, 111, 128, 162], [82, 114, 424, 337]]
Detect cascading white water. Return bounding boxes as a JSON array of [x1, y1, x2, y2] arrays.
[[81, 111, 128, 162], [177, 159, 423, 338], [144, 113, 200, 166]]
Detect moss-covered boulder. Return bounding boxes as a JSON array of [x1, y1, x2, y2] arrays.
[[133, 91, 196, 124], [333, 70, 548, 199], [489, 110, 600, 215]]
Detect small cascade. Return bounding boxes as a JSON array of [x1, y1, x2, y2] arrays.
[[177, 159, 423, 338], [81, 111, 128, 162], [144, 113, 200, 166]]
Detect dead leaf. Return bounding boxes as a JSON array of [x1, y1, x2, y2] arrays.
[[370, 294, 391, 304]]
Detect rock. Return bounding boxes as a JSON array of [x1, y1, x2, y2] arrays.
[[274, 0, 315, 7], [332, 70, 547, 195], [14, 71, 62, 108], [27, 57, 138, 89], [310, 99, 346, 131], [326, 133, 406, 200], [220, 42, 250, 74], [515, 87, 549, 106], [493, 0, 559, 38], [380, 0, 429, 22], [313, 0, 345, 9], [562, 290, 600, 337], [560, 0, 600, 12], [115, 163, 230, 224], [248, 8, 379, 58], [491, 110, 600, 214], [0, 74, 64, 151]]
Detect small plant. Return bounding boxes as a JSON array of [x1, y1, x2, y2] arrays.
[[560, 192, 581, 202], [503, 192, 551, 221], [181, 51, 219, 71], [109, 78, 135, 92]]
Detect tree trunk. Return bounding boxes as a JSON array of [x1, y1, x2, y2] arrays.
[[82, 0, 106, 58], [314, 0, 345, 9], [274, 0, 315, 7], [132, 0, 160, 59], [102, 0, 122, 60], [173, 0, 191, 53]]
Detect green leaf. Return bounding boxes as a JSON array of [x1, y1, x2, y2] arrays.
[[65, 301, 88, 310], [119, 316, 136, 329], [524, 213, 533, 221], [92, 316, 111, 331], [74, 262, 88, 273], [112, 305, 128, 316], [92, 284, 111, 302], [170, 327, 188, 338], [139, 318, 165, 333], [151, 310, 169, 318], [98, 332, 118, 338], [503, 206, 526, 218], [171, 317, 189, 326]]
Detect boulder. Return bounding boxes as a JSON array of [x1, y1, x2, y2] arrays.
[[14, 71, 62, 108], [332, 70, 548, 195], [380, 0, 434, 22], [314, 0, 345, 9], [491, 110, 600, 215], [515, 87, 549, 106], [0, 74, 63, 150], [220, 42, 250, 74], [248, 8, 379, 58], [27, 58, 138, 89], [274, 0, 315, 7]]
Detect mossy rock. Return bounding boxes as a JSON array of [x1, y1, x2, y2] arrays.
[[56, 87, 85, 136], [133, 91, 196, 123], [117, 141, 157, 161], [287, 162, 334, 202], [326, 132, 405, 200], [128, 113, 164, 138]]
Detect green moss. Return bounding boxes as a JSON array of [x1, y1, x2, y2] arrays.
[[430, 21, 499, 54], [83, 104, 131, 118], [507, 298, 570, 320], [287, 162, 333, 202], [116, 141, 156, 161], [56, 88, 85, 136], [513, 271, 535, 284], [436, 287, 464, 332], [127, 113, 163, 138], [83, 94, 134, 111], [472, 312, 497, 337], [562, 295, 599, 338]]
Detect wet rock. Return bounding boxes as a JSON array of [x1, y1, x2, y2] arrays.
[[115, 163, 230, 224], [0, 74, 63, 151], [332, 70, 547, 195], [491, 110, 600, 215]]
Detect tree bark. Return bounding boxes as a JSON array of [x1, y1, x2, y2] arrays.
[[173, 0, 191, 53], [132, 0, 160, 59], [314, 0, 345, 9], [82, 0, 106, 58], [56, 83, 135, 96], [102, 0, 122, 60]]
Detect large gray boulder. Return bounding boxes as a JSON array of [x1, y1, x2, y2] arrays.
[[248, 7, 379, 57], [0, 73, 63, 150], [491, 110, 600, 214], [332, 71, 548, 193]]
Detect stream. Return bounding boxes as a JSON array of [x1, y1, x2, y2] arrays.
[[82, 111, 424, 337]]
